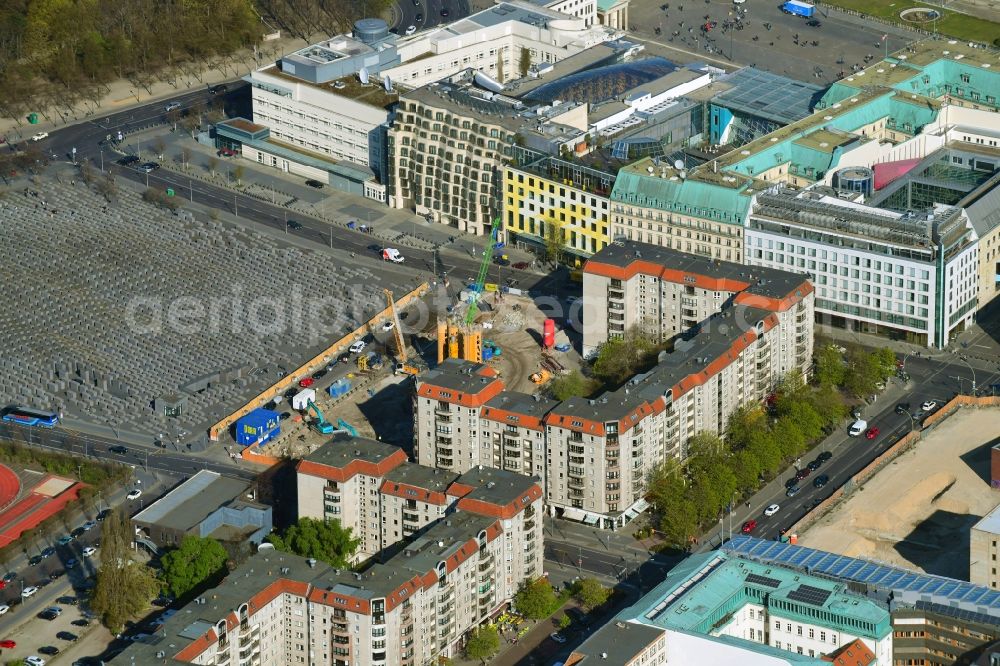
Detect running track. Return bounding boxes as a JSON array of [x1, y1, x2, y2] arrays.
[[0, 464, 19, 512]]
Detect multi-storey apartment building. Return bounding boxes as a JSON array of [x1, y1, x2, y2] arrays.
[[581, 238, 814, 359], [413, 360, 505, 471], [746, 188, 978, 348], [296, 435, 543, 568], [480, 391, 558, 480], [416, 241, 813, 528], [111, 508, 536, 666]]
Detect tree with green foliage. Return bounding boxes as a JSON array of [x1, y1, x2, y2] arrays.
[[557, 613, 571, 629], [465, 624, 500, 662], [813, 344, 847, 387], [90, 508, 161, 634], [574, 578, 610, 610], [843, 347, 883, 398], [549, 370, 595, 400], [519, 47, 532, 78], [646, 460, 699, 548], [545, 218, 564, 262], [267, 517, 359, 568], [513, 578, 557, 619], [593, 327, 657, 386], [160, 536, 229, 599]]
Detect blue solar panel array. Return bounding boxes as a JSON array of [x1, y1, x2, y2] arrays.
[[723, 536, 1000, 611]]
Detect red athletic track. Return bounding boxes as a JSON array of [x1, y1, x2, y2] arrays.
[[0, 477, 82, 548], [0, 464, 19, 512]]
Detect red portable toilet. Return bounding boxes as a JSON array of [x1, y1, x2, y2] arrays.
[[543, 319, 555, 349]]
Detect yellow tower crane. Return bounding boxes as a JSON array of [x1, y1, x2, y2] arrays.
[[385, 289, 407, 363]]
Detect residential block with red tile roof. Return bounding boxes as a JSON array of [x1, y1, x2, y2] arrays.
[[110, 510, 529, 666], [296, 433, 543, 572], [414, 240, 814, 529]]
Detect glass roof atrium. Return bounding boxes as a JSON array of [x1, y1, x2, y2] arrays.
[[522, 56, 677, 105]]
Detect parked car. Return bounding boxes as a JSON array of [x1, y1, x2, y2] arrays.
[[784, 477, 798, 489], [921, 400, 938, 411], [81, 521, 96, 531], [28, 555, 43, 566], [848, 419, 867, 436], [895, 402, 911, 415], [785, 485, 801, 497], [38, 646, 59, 656], [30, 132, 49, 142], [217, 147, 236, 157], [741, 519, 757, 534], [550, 632, 567, 644], [209, 84, 228, 95], [2, 572, 15, 582], [126, 488, 142, 500], [71, 619, 91, 627], [865, 426, 880, 440], [56, 631, 78, 642], [807, 458, 823, 471], [49, 570, 65, 580], [349, 340, 367, 354], [21, 586, 39, 598], [794, 468, 811, 481], [0, 639, 14, 648], [117, 155, 140, 166], [0, 606, 9, 616], [41, 547, 56, 558], [513, 261, 530, 269], [57, 535, 75, 546], [96, 508, 111, 521], [298, 377, 315, 388], [305, 179, 324, 188], [764, 504, 780, 517], [56, 596, 78, 606], [82, 546, 98, 558], [164, 101, 182, 112], [817, 451, 833, 462], [70, 527, 86, 538], [813, 474, 829, 488], [25, 657, 46, 666], [38, 607, 61, 621]]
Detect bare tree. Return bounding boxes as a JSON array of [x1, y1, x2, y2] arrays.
[[207, 156, 219, 177], [180, 146, 193, 167], [166, 108, 181, 131], [152, 137, 166, 160], [233, 164, 245, 186]]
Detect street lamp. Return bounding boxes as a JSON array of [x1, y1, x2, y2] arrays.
[[956, 354, 977, 394]]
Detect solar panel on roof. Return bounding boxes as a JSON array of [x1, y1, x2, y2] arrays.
[[746, 573, 781, 588], [787, 584, 833, 607]]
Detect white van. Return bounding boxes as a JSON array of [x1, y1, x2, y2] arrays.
[[848, 419, 867, 436], [382, 248, 404, 263]]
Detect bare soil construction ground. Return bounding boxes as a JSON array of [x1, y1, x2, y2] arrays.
[[799, 408, 1000, 580]]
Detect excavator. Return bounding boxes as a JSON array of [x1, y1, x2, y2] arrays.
[[306, 399, 333, 435], [385, 288, 423, 376]]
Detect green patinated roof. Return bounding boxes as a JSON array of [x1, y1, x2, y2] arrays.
[[597, 0, 625, 10], [618, 550, 892, 641], [610, 159, 752, 223]]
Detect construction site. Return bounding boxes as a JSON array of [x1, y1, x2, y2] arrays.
[[250, 219, 582, 461]]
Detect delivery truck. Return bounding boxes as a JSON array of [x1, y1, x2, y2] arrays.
[[781, 0, 815, 17]]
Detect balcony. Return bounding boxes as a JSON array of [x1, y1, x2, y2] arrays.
[[608, 289, 624, 300], [524, 518, 535, 531], [436, 457, 453, 468], [434, 406, 451, 416], [568, 477, 585, 490], [568, 443, 585, 454], [568, 489, 584, 499]]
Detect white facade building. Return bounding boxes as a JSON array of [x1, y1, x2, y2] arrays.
[[747, 189, 978, 348]]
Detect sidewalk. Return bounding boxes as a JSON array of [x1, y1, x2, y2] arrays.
[[125, 125, 540, 268]]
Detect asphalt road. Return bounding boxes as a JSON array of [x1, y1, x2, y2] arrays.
[[395, 0, 471, 33], [0, 423, 257, 482], [709, 350, 1000, 545]]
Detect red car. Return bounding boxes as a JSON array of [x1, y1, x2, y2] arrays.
[[741, 520, 757, 534], [865, 426, 880, 440], [0, 640, 15, 648], [298, 377, 315, 388], [218, 147, 237, 157]]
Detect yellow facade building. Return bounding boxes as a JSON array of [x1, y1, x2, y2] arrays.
[[503, 155, 616, 261]]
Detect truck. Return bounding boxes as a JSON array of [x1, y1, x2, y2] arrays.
[[381, 248, 404, 263], [781, 0, 815, 17]]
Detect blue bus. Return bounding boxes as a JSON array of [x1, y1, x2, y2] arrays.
[[2, 408, 59, 428]]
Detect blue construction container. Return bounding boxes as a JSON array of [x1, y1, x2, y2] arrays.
[[482, 347, 494, 361], [236, 408, 280, 446], [328, 378, 352, 398]]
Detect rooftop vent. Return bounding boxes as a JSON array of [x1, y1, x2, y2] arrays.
[[307, 558, 317, 568]]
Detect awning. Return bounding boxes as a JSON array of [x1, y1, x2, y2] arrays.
[[583, 514, 601, 525], [561, 507, 588, 522]]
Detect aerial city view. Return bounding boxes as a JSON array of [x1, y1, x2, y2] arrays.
[[1, 0, 1000, 664]]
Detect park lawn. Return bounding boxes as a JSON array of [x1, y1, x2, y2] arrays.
[[821, 0, 1000, 45]]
